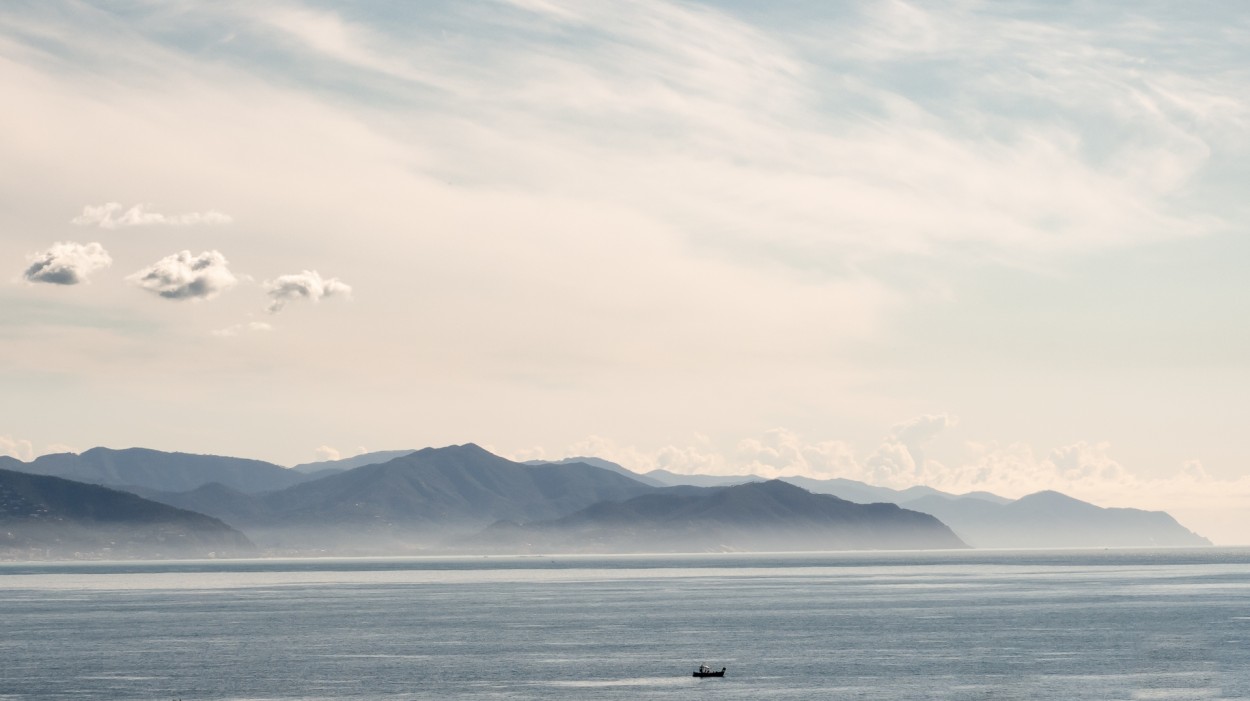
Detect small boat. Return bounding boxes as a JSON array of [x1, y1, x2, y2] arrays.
[[693, 664, 726, 678]]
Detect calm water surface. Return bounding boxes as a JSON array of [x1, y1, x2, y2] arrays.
[[1, 549, 1248, 700]]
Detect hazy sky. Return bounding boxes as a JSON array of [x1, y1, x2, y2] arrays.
[[3, 1, 1249, 543]]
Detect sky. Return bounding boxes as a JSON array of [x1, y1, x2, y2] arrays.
[[2, 1, 1249, 544]]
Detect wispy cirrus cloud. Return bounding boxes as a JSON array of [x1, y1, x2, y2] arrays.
[[72, 202, 232, 229], [264, 270, 351, 313], [235, 0, 1247, 269], [211, 321, 273, 337], [128, 250, 238, 300], [22, 241, 112, 285]]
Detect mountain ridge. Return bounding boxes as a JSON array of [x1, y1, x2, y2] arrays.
[[289, 449, 417, 475], [0, 445, 1213, 555], [471, 479, 967, 553], [610, 463, 1204, 549], [5, 447, 308, 494], [903, 489, 1210, 548], [0, 467, 254, 559]]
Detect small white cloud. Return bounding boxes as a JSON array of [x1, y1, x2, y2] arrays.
[[508, 445, 550, 463], [1048, 441, 1129, 483], [128, 250, 238, 300], [889, 413, 957, 446], [211, 321, 274, 337], [865, 440, 918, 485], [22, 241, 112, 285], [869, 413, 958, 481], [735, 428, 860, 478], [1181, 459, 1210, 481], [315, 445, 341, 461], [0, 435, 35, 461], [72, 202, 232, 229], [264, 269, 351, 313]]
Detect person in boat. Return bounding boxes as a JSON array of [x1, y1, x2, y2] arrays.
[[699, 664, 710, 673]]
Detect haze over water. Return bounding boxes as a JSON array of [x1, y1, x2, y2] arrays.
[[2, 549, 1248, 700]]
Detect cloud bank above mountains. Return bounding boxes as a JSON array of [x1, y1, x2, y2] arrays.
[[505, 422, 1249, 544]]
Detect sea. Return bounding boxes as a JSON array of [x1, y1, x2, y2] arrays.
[[1, 549, 1248, 700]]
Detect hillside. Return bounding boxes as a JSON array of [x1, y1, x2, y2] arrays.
[[903, 490, 1212, 548], [471, 480, 967, 553], [0, 468, 254, 559], [262, 444, 656, 524], [636, 468, 1205, 549]]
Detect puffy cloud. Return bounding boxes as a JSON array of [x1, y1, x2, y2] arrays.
[[211, 321, 273, 337], [314, 445, 341, 461], [534, 431, 856, 480], [503, 429, 1250, 541], [128, 250, 238, 300], [72, 202, 232, 229], [864, 441, 918, 486], [1048, 441, 1129, 484], [890, 413, 957, 447], [0, 438, 73, 462], [861, 413, 958, 486], [264, 270, 351, 313], [21, 241, 112, 285], [519, 425, 1144, 500], [735, 429, 860, 478], [562, 429, 1221, 488], [0, 435, 34, 461], [654, 442, 731, 474], [1180, 459, 1210, 481], [506, 445, 552, 463]]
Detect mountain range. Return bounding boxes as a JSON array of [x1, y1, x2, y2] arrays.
[[0, 444, 1212, 557], [472, 479, 965, 553], [112, 444, 669, 553], [634, 466, 1207, 548], [901, 490, 1209, 548]]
